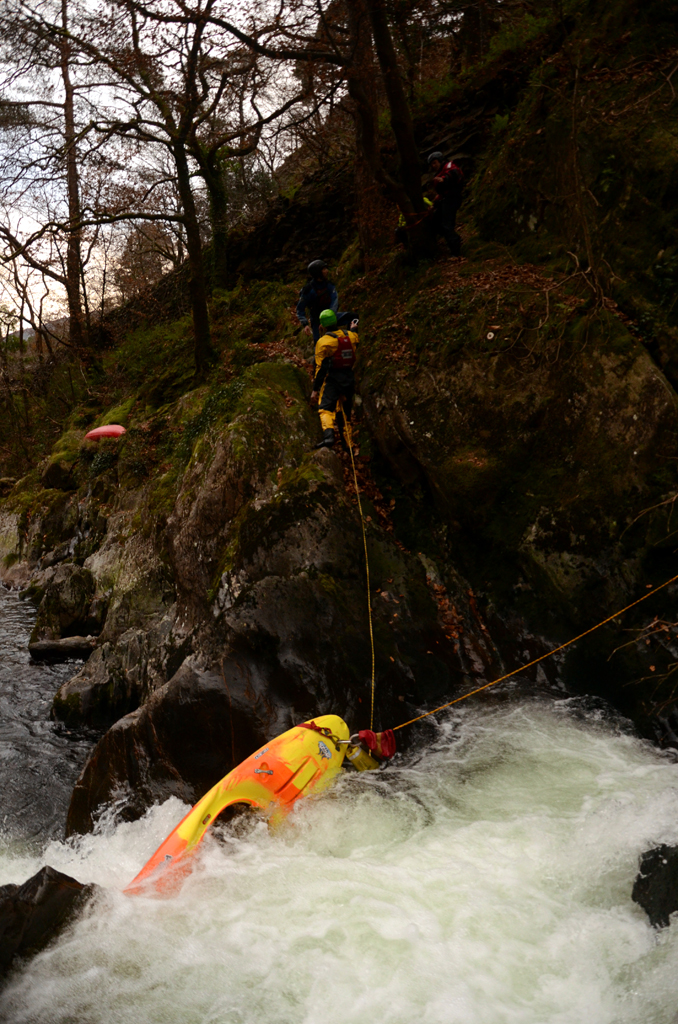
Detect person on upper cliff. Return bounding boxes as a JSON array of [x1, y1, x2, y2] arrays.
[[310, 308, 359, 450], [427, 151, 464, 257], [296, 260, 339, 342]]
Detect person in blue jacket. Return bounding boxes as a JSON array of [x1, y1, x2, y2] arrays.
[[296, 260, 339, 342]]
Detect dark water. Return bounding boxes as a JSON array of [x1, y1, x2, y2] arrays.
[[0, 586, 94, 848]]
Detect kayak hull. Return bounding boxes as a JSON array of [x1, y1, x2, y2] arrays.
[[124, 715, 350, 895]]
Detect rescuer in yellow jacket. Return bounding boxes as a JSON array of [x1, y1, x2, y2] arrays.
[[310, 308, 359, 449]]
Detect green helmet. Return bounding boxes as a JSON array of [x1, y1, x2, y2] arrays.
[[319, 309, 337, 330]]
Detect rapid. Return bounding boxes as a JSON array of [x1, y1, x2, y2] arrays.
[[2, 589, 678, 1022]]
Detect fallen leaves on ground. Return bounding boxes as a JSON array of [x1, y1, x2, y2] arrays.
[[337, 428, 401, 541], [254, 338, 309, 372]]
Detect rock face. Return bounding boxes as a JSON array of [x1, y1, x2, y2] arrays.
[[40, 360, 500, 833], [8, 274, 678, 837], [29, 636, 95, 663], [52, 612, 189, 729], [0, 866, 98, 977], [40, 459, 77, 492], [65, 661, 269, 835], [28, 564, 102, 644], [354, 258, 678, 734], [363, 330, 677, 623], [632, 845, 678, 927], [65, 443, 498, 831]]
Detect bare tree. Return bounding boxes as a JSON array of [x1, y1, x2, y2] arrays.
[[209, 0, 428, 224], [0, 0, 94, 351], [36, 0, 320, 371], [59, 0, 86, 349]]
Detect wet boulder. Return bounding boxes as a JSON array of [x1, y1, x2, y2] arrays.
[[65, 660, 270, 836], [29, 564, 102, 644], [40, 459, 77, 492], [29, 635, 95, 663], [21, 566, 58, 606], [52, 612, 191, 729], [0, 866, 98, 978], [632, 845, 678, 927]]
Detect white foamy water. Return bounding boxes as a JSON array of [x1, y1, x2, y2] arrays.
[[2, 699, 678, 1023]]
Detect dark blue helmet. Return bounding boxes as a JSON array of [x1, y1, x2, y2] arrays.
[[307, 260, 327, 279]]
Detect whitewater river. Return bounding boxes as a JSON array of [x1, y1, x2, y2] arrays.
[[2, 593, 678, 1021]]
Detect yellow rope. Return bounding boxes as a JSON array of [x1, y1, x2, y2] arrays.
[[341, 410, 376, 731], [393, 571, 678, 732]]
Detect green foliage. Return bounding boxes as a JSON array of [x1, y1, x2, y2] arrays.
[[174, 379, 247, 463], [111, 317, 195, 412], [100, 398, 135, 426], [89, 444, 119, 479], [48, 430, 82, 466], [211, 278, 297, 355], [278, 180, 302, 203], [412, 74, 458, 111]]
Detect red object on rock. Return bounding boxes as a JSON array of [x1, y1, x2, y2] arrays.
[[358, 729, 396, 759], [84, 425, 126, 440]]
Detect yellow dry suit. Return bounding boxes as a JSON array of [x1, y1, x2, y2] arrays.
[[313, 329, 359, 432]]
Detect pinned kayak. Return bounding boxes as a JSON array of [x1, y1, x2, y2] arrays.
[[124, 715, 351, 896]]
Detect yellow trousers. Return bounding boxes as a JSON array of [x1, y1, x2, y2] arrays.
[[318, 381, 336, 430]]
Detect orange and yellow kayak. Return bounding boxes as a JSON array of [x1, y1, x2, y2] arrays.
[[124, 715, 350, 895]]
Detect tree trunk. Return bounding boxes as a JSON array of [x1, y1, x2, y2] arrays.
[[345, 0, 413, 219], [201, 156, 230, 291], [60, 0, 85, 352], [344, 0, 394, 255], [172, 140, 215, 375], [363, 0, 425, 215]]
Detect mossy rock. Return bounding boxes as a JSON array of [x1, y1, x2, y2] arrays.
[[40, 461, 77, 492], [30, 565, 98, 643]]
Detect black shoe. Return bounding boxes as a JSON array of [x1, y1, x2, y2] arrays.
[[315, 429, 335, 449]]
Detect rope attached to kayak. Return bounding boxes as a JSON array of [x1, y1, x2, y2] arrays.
[[341, 407, 376, 732], [330, 405, 678, 743], [392, 571, 678, 731]]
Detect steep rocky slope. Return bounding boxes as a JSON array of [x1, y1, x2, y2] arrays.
[[2, 0, 678, 835], [0, 344, 498, 833]]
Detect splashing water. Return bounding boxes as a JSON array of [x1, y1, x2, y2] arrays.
[[1, 700, 678, 1023]]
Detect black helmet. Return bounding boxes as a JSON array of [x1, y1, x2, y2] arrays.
[[307, 259, 327, 279], [427, 151, 444, 166]]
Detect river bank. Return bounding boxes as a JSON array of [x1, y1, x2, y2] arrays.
[[0, 586, 93, 848]]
